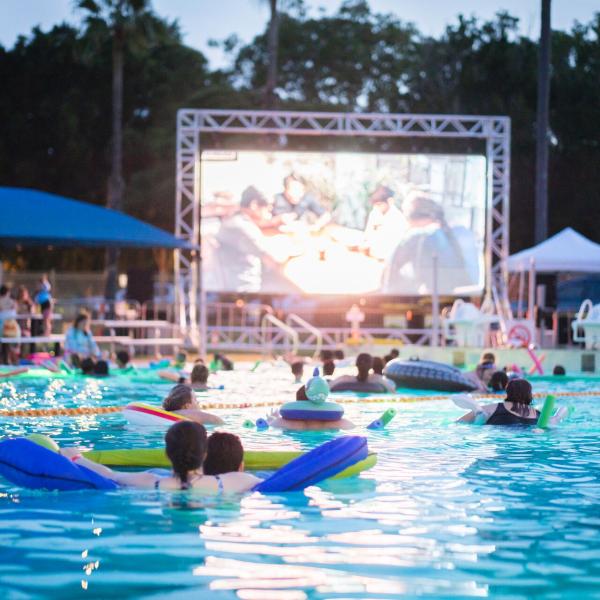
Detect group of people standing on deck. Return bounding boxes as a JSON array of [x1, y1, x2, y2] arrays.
[[207, 173, 479, 295], [0, 275, 53, 365]]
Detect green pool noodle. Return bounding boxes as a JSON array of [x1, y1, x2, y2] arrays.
[[27, 434, 60, 453], [251, 360, 261, 372], [60, 362, 73, 374], [379, 408, 397, 426], [537, 395, 556, 429]]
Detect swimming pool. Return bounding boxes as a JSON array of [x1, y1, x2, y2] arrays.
[[1, 366, 599, 598]]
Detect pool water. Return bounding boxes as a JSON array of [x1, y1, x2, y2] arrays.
[[1, 366, 599, 599]]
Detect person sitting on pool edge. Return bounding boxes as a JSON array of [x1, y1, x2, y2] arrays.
[[162, 383, 223, 425], [457, 379, 540, 426], [64, 312, 102, 367], [61, 421, 261, 493], [330, 353, 395, 393], [203, 431, 245, 476]]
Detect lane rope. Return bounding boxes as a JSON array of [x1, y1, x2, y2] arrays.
[[0, 389, 597, 418]]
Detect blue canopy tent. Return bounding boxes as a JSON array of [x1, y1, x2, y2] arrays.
[[0, 187, 194, 249]]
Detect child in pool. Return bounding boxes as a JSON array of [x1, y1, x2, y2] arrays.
[[203, 431, 245, 475], [162, 383, 223, 425], [62, 421, 260, 492]]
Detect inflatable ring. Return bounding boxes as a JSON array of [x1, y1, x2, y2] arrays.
[[280, 400, 344, 421], [122, 403, 189, 427], [384, 358, 477, 392]]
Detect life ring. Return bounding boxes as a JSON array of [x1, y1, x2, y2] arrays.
[[280, 400, 344, 421], [384, 359, 477, 392], [507, 324, 532, 347], [122, 403, 189, 427]]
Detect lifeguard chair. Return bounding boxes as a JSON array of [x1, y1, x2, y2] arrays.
[[572, 299, 600, 349]]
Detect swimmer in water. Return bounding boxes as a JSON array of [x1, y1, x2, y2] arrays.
[[457, 379, 540, 425], [162, 384, 223, 425], [62, 421, 261, 492], [330, 353, 395, 393], [203, 431, 245, 476]]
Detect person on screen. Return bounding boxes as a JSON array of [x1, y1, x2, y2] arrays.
[[359, 185, 407, 260], [381, 194, 476, 295], [216, 186, 290, 293], [272, 174, 331, 232]]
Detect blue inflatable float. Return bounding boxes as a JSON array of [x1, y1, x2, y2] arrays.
[[0, 438, 118, 491], [0, 436, 368, 494]]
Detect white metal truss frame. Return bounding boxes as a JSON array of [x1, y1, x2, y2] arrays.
[[175, 109, 511, 351]]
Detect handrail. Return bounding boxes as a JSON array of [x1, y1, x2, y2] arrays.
[[285, 313, 323, 360], [260, 313, 299, 358], [572, 299, 594, 342]]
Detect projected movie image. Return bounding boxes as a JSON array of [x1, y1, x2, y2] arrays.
[[201, 151, 486, 296]]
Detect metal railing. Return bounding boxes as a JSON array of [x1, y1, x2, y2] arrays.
[[260, 314, 300, 357], [285, 313, 323, 360]]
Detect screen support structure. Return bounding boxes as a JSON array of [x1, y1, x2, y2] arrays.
[[175, 109, 511, 353]]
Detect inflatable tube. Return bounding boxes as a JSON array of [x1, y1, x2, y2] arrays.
[[330, 380, 389, 394], [384, 358, 478, 392], [0, 438, 118, 491], [83, 446, 377, 479], [280, 400, 344, 421], [254, 436, 368, 493], [122, 403, 189, 427]]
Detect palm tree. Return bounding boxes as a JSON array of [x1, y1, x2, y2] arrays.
[[77, 0, 154, 302]]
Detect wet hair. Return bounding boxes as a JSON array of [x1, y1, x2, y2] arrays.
[[296, 385, 308, 400], [334, 350, 345, 360], [390, 349, 400, 359], [191, 364, 209, 385], [94, 360, 109, 376], [383, 354, 392, 364], [488, 370, 509, 392], [369, 185, 394, 204], [214, 353, 234, 371], [322, 359, 335, 376], [320, 349, 333, 361], [291, 361, 304, 377], [80, 357, 95, 374], [356, 353, 373, 382], [163, 384, 194, 411], [73, 313, 89, 330], [553, 365, 566, 375], [0, 285, 9, 296], [505, 379, 533, 416], [480, 352, 496, 364], [240, 185, 268, 208], [203, 432, 244, 476], [372, 357, 384, 375], [165, 421, 208, 490], [116, 350, 130, 367], [283, 173, 304, 189]]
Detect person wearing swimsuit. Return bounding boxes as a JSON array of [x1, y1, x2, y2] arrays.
[[61, 422, 261, 493], [458, 379, 540, 426]]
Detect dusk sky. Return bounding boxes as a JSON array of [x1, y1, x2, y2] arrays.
[[1, 0, 598, 67]]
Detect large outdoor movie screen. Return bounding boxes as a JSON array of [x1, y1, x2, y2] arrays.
[[200, 150, 486, 296]]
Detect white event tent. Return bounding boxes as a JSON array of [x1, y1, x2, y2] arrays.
[[507, 227, 600, 273]]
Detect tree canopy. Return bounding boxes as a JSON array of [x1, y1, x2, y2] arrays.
[[0, 1, 598, 270]]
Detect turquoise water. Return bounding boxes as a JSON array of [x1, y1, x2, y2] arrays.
[[1, 366, 599, 599]]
